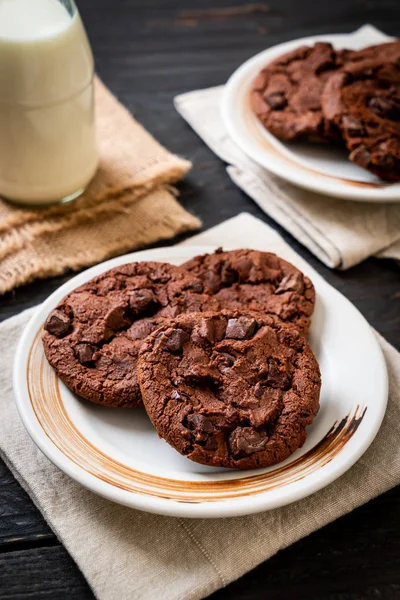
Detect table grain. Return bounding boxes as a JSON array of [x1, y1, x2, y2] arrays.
[[1, 1, 399, 598]]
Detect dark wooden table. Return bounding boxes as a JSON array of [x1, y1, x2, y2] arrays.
[[1, 1, 400, 598]]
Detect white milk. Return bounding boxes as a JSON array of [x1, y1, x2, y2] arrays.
[[0, 0, 98, 205]]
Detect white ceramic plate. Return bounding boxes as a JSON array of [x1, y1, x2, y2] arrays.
[[14, 246, 388, 518], [221, 25, 400, 202]]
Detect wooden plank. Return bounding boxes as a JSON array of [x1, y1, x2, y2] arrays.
[[0, 547, 93, 599], [0, 460, 53, 548]]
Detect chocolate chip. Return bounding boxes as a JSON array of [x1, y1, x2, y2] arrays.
[[267, 358, 290, 389], [203, 271, 221, 293], [164, 328, 190, 352], [44, 309, 71, 337], [350, 145, 371, 168], [229, 427, 268, 458], [265, 91, 287, 110], [254, 382, 266, 399], [198, 318, 227, 343], [342, 115, 365, 137], [225, 317, 257, 340], [204, 436, 218, 451], [187, 414, 214, 433], [220, 262, 238, 285], [74, 343, 96, 365], [216, 353, 235, 374], [108, 356, 132, 375], [186, 414, 215, 445], [368, 96, 400, 120], [105, 306, 127, 330], [129, 289, 158, 314], [186, 279, 204, 293], [171, 389, 183, 401], [276, 272, 305, 294]]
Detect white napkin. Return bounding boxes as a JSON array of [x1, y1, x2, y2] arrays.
[[175, 25, 400, 269], [1, 213, 400, 600]]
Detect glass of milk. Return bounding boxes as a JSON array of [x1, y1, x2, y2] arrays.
[[0, 0, 98, 206]]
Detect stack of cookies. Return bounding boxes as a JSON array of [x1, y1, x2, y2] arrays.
[[251, 40, 400, 181], [43, 249, 321, 470]]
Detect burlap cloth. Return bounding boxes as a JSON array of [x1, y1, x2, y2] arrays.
[[0, 78, 200, 294], [1, 213, 399, 600], [174, 25, 400, 269]]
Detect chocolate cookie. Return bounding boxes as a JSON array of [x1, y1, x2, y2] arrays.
[[321, 43, 400, 181], [138, 311, 321, 470], [43, 262, 216, 408], [183, 249, 315, 336], [342, 41, 400, 77], [251, 42, 346, 141]]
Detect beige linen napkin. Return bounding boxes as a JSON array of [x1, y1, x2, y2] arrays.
[[0, 78, 200, 294], [174, 25, 400, 270], [1, 213, 400, 600]]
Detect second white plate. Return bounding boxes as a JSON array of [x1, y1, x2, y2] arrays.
[[222, 25, 400, 202]]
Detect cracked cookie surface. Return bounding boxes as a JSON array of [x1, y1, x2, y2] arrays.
[[321, 42, 400, 181], [42, 262, 217, 408], [183, 248, 315, 336], [138, 311, 321, 470], [250, 42, 346, 141]]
